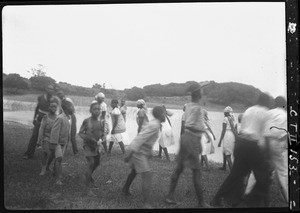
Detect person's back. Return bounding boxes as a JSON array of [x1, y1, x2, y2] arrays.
[[240, 105, 269, 145], [184, 102, 205, 135]]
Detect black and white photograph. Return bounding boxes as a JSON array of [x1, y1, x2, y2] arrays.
[[2, 0, 298, 210]]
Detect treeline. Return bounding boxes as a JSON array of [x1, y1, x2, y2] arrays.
[[3, 72, 262, 108]]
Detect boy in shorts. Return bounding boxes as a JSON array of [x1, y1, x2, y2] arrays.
[[122, 106, 166, 209], [165, 83, 211, 207]]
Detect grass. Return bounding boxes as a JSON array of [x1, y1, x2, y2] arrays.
[[4, 121, 287, 210]]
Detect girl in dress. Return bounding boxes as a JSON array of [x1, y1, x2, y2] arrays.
[[108, 99, 126, 154], [136, 99, 149, 134], [218, 106, 237, 171], [200, 110, 216, 170]]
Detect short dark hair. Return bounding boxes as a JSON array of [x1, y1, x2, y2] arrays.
[[61, 100, 73, 112], [256, 92, 272, 108], [111, 99, 118, 105], [152, 106, 165, 119], [274, 96, 286, 109], [90, 101, 100, 112]]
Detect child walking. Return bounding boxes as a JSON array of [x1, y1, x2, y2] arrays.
[[49, 100, 74, 185], [122, 106, 166, 209], [79, 101, 104, 196], [108, 99, 126, 154], [165, 83, 211, 207], [37, 97, 59, 175]]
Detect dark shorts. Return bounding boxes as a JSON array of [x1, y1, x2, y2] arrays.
[[176, 131, 202, 170]]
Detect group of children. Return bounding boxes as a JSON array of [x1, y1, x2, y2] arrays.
[[34, 83, 255, 209]]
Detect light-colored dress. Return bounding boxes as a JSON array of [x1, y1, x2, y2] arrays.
[[110, 107, 127, 143], [222, 116, 236, 155], [158, 117, 175, 148]]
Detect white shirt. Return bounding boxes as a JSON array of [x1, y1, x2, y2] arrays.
[[240, 105, 269, 146], [263, 108, 287, 149]]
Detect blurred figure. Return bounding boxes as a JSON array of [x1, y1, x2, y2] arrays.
[[245, 96, 288, 204], [264, 96, 288, 204], [200, 110, 216, 171], [108, 99, 126, 154], [95, 92, 108, 153], [23, 84, 55, 160], [165, 83, 210, 207], [218, 106, 237, 171], [120, 99, 127, 122], [237, 114, 243, 134], [180, 104, 187, 135], [57, 90, 78, 155], [157, 105, 175, 162], [136, 99, 149, 134], [122, 106, 166, 209], [211, 92, 273, 207]]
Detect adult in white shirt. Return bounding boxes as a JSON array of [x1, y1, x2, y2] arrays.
[[245, 96, 288, 204], [211, 92, 273, 207]]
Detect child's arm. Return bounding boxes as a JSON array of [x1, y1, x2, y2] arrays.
[[218, 123, 227, 147], [111, 114, 118, 135], [206, 124, 216, 141], [37, 116, 47, 146]]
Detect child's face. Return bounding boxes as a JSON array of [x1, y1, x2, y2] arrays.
[[91, 104, 101, 117], [49, 103, 58, 114], [64, 104, 74, 116], [111, 102, 117, 108]]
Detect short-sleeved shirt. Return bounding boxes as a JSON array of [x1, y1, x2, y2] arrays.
[[184, 103, 206, 137], [111, 108, 126, 134], [240, 105, 269, 146], [136, 108, 149, 132], [120, 105, 127, 121], [130, 119, 161, 156], [263, 108, 287, 146]]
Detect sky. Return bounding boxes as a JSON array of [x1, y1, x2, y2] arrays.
[[2, 2, 287, 98]]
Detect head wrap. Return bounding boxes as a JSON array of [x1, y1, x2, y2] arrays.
[[224, 106, 233, 113], [95, 92, 105, 99], [136, 99, 146, 106]]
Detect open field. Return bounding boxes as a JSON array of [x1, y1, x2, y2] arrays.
[[3, 121, 287, 209]]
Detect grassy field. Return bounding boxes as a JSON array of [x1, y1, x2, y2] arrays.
[[4, 121, 287, 210]]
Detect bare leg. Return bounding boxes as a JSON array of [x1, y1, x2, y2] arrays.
[[158, 145, 162, 158], [55, 157, 63, 185], [226, 155, 233, 171], [141, 171, 153, 208], [122, 169, 137, 195], [118, 142, 126, 154], [101, 141, 108, 153], [163, 147, 170, 161], [40, 152, 48, 175], [108, 142, 114, 154], [166, 162, 184, 203]]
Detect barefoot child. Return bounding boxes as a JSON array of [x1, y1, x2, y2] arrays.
[[108, 99, 126, 154], [79, 101, 104, 193], [122, 106, 166, 208], [37, 97, 59, 175], [49, 100, 74, 185]]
